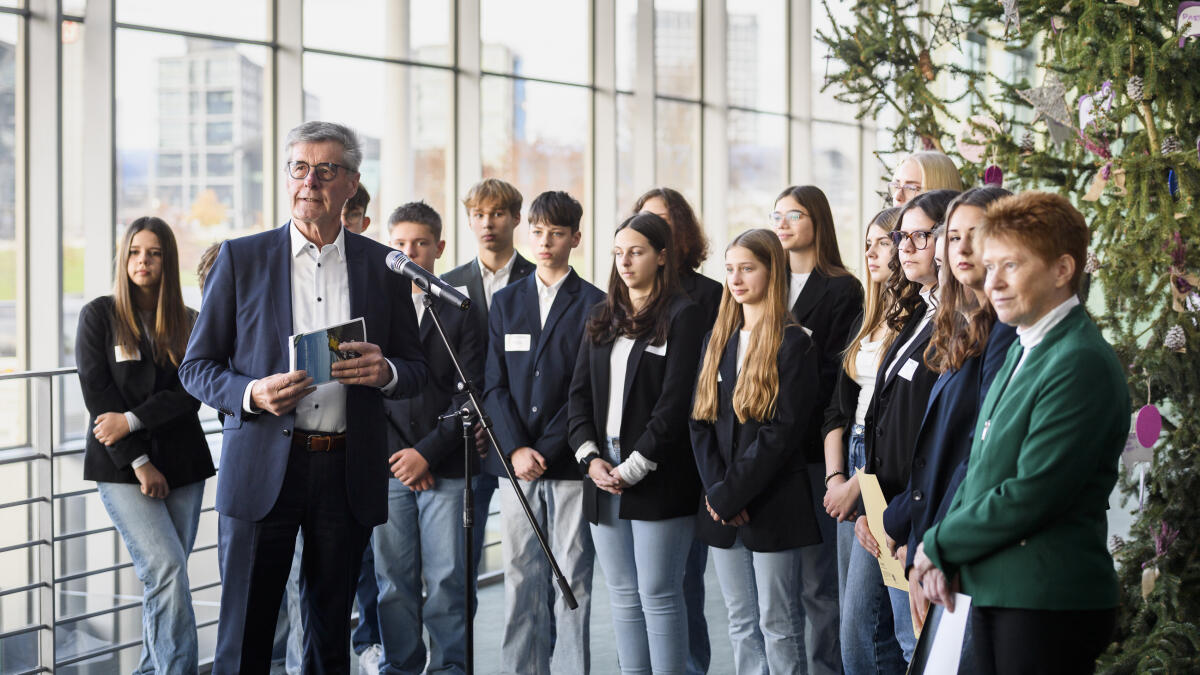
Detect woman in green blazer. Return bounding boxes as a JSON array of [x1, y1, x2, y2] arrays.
[[911, 192, 1129, 675]]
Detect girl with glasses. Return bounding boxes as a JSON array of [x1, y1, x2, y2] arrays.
[[842, 189, 959, 674], [886, 151, 964, 206], [75, 218, 215, 674], [769, 185, 864, 675]]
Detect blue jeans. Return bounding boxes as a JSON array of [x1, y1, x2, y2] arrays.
[[353, 537, 382, 653], [97, 480, 205, 675], [499, 477, 594, 675], [682, 538, 710, 675], [590, 439, 693, 674], [836, 429, 866, 607], [373, 476, 468, 675], [710, 535, 806, 675]]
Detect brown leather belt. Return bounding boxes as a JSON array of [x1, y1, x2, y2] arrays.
[[292, 430, 346, 452]]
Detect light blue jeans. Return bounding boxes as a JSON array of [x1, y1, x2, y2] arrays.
[[373, 476, 468, 675], [710, 534, 806, 675], [589, 439, 693, 674], [836, 429, 866, 605], [97, 480, 205, 675], [499, 477, 594, 675]]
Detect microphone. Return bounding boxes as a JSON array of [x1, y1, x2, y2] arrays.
[[385, 250, 472, 311]]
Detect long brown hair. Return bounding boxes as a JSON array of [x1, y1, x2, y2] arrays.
[[774, 185, 851, 277], [588, 213, 680, 346], [692, 229, 795, 424], [633, 187, 709, 271], [925, 187, 1012, 373], [842, 208, 901, 379], [112, 217, 191, 367], [883, 189, 959, 332]]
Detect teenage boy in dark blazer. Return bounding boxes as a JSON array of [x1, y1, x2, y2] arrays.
[[442, 179, 535, 590], [484, 190, 604, 675], [371, 201, 484, 674]]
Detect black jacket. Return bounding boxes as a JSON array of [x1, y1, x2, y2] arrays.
[[863, 306, 939, 501], [679, 269, 722, 328], [382, 294, 485, 479], [76, 296, 215, 487], [568, 295, 705, 523], [689, 324, 823, 551], [789, 269, 864, 463]]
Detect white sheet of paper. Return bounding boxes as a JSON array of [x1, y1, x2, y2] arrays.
[[924, 593, 972, 674]]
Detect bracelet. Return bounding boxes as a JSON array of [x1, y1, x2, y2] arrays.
[[824, 470, 848, 487]]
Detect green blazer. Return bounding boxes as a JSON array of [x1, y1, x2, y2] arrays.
[[923, 304, 1129, 610]]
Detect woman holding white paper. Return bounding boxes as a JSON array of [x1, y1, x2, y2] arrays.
[[913, 192, 1126, 674]]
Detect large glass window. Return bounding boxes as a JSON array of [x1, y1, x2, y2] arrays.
[[728, 111, 787, 239], [654, 99, 700, 209], [726, 0, 786, 113], [303, 0, 453, 66], [0, 13, 19, 447], [812, 0, 860, 122], [813, 121, 863, 272], [482, 0, 589, 84], [116, 31, 268, 309], [616, 0, 638, 93], [117, 0, 270, 42], [481, 76, 591, 276], [302, 53, 455, 258], [655, 0, 700, 99]]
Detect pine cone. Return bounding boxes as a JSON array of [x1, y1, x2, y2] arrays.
[[1084, 251, 1100, 274], [1126, 76, 1144, 103], [1020, 132, 1035, 154], [1162, 135, 1183, 155], [917, 49, 936, 82], [1164, 324, 1186, 352]]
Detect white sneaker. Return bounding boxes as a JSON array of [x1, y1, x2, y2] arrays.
[[358, 643, 383, 675]]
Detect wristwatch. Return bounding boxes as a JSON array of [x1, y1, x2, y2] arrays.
[[578, 452, 601, 476]]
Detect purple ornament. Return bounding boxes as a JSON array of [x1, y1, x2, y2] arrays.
[[1136, 404, 1162, 448], [983, 165, 1003, 186]]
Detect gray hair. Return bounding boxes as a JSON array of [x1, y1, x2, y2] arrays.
[[284, 121, 362, 172]]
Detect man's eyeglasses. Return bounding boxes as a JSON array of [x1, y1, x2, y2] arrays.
[[768, 210, 809, 225], [889, 230, 934, 250], [286, 161, 355, 181], [887, 181, 922, 195]]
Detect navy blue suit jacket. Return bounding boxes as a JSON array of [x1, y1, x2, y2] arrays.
[[883, 322, 1017, 569], [483, 269, 605, 480], [178, 223, 427, 526]]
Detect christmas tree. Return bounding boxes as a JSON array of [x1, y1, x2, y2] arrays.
[[819, 0, 1200, 669]]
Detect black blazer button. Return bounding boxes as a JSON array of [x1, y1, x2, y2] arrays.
[[913, 457, 926, 469], [913, 489, 924, 501], [282, 429, 291, 437]]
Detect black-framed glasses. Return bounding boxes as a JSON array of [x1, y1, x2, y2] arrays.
[[889, 230, 934, 250], [286, 161, 355, 181], [768, 210, 809, 225]]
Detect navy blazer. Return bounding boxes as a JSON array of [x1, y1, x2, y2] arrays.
[[883, 322, 1017, 568], [568, 295, 705, 522], [76, 296, 215, 487], [790, 269, 864, 463], [483, 269, 605, 480], [382, 294, 484, 479], [442, 253, 536, 346], [178, 223, 427, 526], [689, 325, 823, 552], [863, 306, 939, 501]]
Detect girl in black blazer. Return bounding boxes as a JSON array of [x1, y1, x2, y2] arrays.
[[842, 190, 960, 674], [75, 218, 214, 674], [569, 213, 705, 674], [690, 229, 823, 674]]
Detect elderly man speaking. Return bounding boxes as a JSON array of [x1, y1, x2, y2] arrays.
[[180, 121, 426, 674]]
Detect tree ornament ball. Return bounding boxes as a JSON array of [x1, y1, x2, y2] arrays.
[[1136, 404, 1163, 448]]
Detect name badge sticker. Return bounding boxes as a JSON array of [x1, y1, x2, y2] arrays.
[[898, 358, 919, 381], [645, 341, 668, 356], [505, 333, 531, 352], [114, 345, 141, 362]]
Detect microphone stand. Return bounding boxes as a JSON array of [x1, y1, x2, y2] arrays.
[[421, 291, 578, 675]]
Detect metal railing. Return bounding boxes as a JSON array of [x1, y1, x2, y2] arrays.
[[0, 367, 503, 673]]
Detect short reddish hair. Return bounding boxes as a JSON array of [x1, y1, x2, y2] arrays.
[[978, 191, 1089, 293]]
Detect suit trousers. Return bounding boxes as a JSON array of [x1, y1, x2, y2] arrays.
[[970, 605, 1116, 675], [213, 444, 371, 675]]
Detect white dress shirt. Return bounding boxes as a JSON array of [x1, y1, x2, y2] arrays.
[[885, 287, 937, 381], [788, 272, 812, 310], [242, 223, 397, 432], [535, 270, 570, 328], [479, 253, 517, 309], [412, 290, 427, 327], [573, 334, 659, 485], [1011, 295, 1080, 378]]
